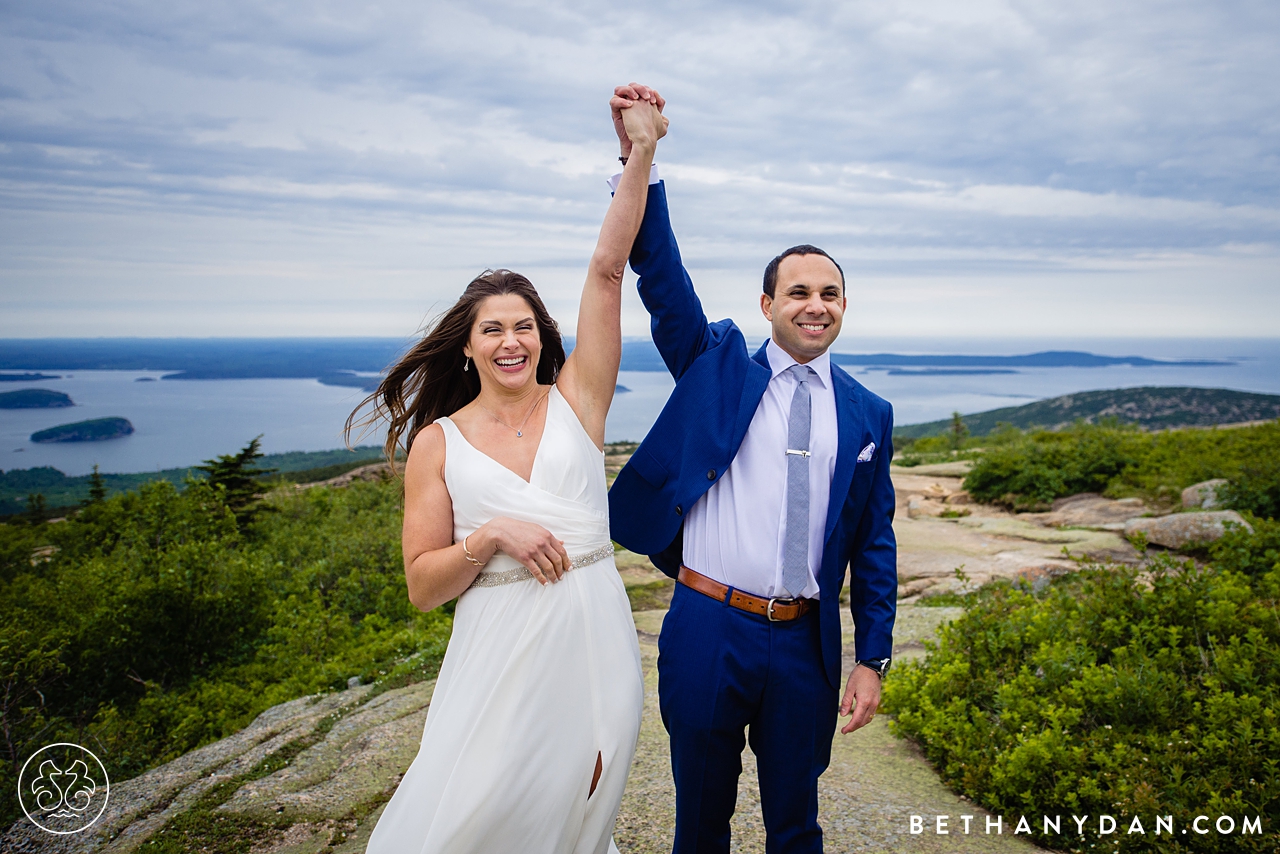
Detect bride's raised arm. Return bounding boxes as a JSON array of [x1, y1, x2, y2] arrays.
[[557, 87, 667, 446]]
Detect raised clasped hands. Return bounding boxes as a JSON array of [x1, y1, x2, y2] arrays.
[[611, 82, 668, 157]]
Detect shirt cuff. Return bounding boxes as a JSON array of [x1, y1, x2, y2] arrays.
[[607, 164, 661, 192]]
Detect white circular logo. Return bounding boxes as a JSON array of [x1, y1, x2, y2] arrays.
[[17, 742, 110, 835]]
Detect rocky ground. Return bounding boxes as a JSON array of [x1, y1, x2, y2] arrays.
[[613, 606, 1038, 854], [889, 461, 1141, 602], [10, 460, 1226, 853]]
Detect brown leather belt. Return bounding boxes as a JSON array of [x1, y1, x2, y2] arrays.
[[677, 566, 814, 622]]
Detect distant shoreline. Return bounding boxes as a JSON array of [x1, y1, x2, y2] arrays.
[[0, 338, 1238, 380]]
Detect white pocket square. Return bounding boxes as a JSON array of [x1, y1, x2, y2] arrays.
[[857, 442, 876, 462]]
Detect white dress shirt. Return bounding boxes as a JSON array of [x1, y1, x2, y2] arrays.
[[607, 164, 661, 192], [682, 339, 838, 600]]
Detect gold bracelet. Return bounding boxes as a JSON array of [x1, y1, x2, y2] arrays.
[[462, 534, 484, 567]]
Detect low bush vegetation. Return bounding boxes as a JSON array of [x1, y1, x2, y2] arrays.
[[0, 475, 448, 830], [961, 420, 1280, 514], [895, 420, 1025, 468], [884, 519, 1280, 852]]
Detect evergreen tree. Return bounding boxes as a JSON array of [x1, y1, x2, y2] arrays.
[[23, 493, 46, 525], [83, 464, 108, 506], [195, 436, 276, 526], [949, 411, 969, 451]]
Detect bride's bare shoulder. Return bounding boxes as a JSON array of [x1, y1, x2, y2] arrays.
[[406, 422, 447, 483]]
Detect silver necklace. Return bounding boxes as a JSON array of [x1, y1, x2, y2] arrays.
[[478, 388, 548, 438]]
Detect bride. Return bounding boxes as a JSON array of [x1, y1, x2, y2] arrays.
[[356, 89, 667, 853]]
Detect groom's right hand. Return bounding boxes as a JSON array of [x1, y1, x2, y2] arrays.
[[611, 82, 665, 159]]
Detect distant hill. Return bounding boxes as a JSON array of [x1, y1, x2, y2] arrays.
[[0, 338, 413, 378], [31, 417, 135, 443], [831, 349, 1229, 369], [0, 445, 386, 516], [0, 388, 73, 408], [0, 339, 1234, 379], [894, 386, 1280, 440], [0, 338, 671, 379]]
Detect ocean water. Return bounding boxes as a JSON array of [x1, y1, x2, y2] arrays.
[[3, 338, 1277, 477], [1, 371, 372, 477], [842, 336, 1280, 426]]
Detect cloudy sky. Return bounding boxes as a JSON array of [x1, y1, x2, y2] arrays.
[[2, 0, 1278, 341]]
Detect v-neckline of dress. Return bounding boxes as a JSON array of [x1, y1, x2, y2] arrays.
[[447, 386, 556, 486]]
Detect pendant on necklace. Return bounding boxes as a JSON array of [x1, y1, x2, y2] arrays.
[[516, 430, 523, 437]]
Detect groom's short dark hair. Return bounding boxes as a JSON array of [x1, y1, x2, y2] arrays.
[[762, 245, 845, 298]]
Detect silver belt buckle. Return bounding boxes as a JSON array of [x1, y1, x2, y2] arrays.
[[766, 597, 797, 621]]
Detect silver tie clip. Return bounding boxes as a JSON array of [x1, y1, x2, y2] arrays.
[[786, 449, 811, 457]]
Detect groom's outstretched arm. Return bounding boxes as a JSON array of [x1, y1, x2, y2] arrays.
[[612, 84, 712, 380], [628, 182, 714, 380]]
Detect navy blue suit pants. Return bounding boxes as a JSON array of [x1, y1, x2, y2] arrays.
[[657, 582, 838, 854]]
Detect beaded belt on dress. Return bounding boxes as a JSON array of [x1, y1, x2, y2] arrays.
[[467, 543, 615, 589]]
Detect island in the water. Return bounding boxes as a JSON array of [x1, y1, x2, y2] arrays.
[[0, 371, 61, 382], [0, 389, 74, 409], [30, 417, 135, 443]]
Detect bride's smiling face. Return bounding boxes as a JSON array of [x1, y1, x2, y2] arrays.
[[464, 293, 543, 393]]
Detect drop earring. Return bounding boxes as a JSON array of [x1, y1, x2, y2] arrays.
[[463, 356, 471, 373]]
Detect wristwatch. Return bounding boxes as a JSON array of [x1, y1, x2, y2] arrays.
[[856, 657, 891, 678]]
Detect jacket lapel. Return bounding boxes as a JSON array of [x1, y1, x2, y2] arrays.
[[825, 367, 860, 544], [750, 340, 771, 372], [739, 341, 773, 432]]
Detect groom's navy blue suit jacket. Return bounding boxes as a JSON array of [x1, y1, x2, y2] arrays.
[[608, 181, 898, 690]]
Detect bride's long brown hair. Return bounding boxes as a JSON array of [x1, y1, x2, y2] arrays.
[[346, 269, 566, 464]]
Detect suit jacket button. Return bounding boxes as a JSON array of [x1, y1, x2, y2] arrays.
[[675, 505, 683, 516], [707, 469, 716, 480]]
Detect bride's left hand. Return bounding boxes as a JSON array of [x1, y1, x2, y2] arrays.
[[478, 517, 571, 584]]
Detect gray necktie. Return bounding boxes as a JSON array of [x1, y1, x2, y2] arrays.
[[781, 364, 815, 598]]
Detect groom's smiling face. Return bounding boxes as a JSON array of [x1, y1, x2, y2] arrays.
[[761, 253, 846, 364]]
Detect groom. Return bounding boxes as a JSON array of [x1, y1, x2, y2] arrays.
[[607, 85, 897, 853]]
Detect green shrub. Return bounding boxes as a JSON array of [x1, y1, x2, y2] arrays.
[[1219, 457, 1280, 523], [963, 423, 1146, 509], [963, 420, 1280, 514], [0, 477, 450, 829], [1207, 515, 1280, 580], [894, 423, 1008, 467], [884, 533, 1280, 852]]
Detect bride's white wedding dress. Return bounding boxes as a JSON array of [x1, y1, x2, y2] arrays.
[[365, 385, 643, 854]]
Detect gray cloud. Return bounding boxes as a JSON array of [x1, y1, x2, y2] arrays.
[[1, 0, 1278, 338]]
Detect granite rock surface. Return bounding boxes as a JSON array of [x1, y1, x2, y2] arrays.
[[1124, 510, 1253, 549]]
